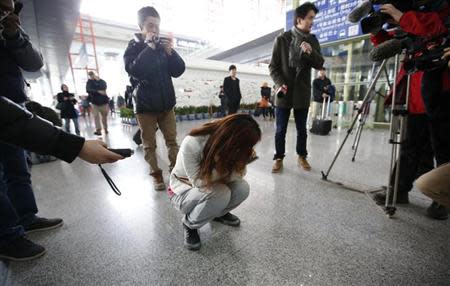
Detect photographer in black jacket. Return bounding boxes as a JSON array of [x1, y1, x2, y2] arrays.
[[123, 6, 185, 191]]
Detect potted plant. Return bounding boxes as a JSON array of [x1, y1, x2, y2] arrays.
[[195, 106, 203, 120], [174, 107, 181, 122], [187, 106, 196, 120]]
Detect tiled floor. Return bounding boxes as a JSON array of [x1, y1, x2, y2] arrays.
[[1, 115, 449, 286]]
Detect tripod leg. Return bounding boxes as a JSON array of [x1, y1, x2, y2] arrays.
[[384, 55, 404, 218], [351, 114, 363, 150], [322, 59, 388, 180], [322, 113, 360, 180], [352, 112, 368, 162]]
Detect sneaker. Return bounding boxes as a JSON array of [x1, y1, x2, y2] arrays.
[[0, 236, 46, 261], [105, 129, 109, 134], [298, 156, 311, 171], [373, 192, 409, 206], [213, 213, 240, 227], [183, 224, 201, 251], [426, 202, 448, 220], [151, 171, 166, 191], [24, 217, 64, 234], [94, 130, 102, 136], [272, 159, 283, 173]]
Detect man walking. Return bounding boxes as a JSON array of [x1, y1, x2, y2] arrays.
[[86, 71, 109, 136]]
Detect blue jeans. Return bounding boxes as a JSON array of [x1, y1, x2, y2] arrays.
[[64, 118, 80, 135], [274, 107, 308, 160], [0, 143, 38, 247]]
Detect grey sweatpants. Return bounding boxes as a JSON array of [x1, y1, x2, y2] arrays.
[[171, 179, 250, 229]]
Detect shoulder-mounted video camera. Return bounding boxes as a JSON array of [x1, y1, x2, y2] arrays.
[[348, 0, 435, 34]]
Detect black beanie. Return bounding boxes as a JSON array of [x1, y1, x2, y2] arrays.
[[137, 6, 160, 29]]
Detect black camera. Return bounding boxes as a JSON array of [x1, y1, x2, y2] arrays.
[[150, 35, 170, 45]]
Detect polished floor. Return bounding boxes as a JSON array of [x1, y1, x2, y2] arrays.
[[1, 114, 449, 286]]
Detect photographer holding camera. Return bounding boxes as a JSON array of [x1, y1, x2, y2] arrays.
[[0, 0, 123, 262], [124, 6, 185, 191], [0, 0, 63, 259], [269, 2, 324, 174], [370, 0, 450, 219]]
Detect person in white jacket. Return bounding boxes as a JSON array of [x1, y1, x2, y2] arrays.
[[169, 114, 261, 250]]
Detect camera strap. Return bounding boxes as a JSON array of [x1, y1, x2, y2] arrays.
[[98, 164, 122, 196]]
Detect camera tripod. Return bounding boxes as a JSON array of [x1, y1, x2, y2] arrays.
[[351, 62, 392, 162], [321, 55, 411, 217]]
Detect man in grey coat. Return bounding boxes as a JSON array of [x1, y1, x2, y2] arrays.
[[269, 2, 324, 173]]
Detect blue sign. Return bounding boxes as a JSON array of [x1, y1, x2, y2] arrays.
[[286, 0, 363, 44]]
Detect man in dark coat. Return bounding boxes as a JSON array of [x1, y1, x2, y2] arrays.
[[123, 6, 185, 191], [312, 68, 334, 119], [223, 65, 242, 114], [269, 2, 324, 173]]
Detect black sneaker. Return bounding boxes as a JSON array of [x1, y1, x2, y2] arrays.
[[183, 224, 201, 251], [94, 131, 102, 136], [426, 202, 448, 220], [0, 236, 46, 261], [213, 213, 241, 227], [24, 217, 63, 234], [373, 192, 409, 206]]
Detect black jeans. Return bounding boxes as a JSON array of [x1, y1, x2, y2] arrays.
[[422, 67, 450, 166], [274, 107, 308, 160], [390, 114, 434, 194], [0, 143, 38, 247]]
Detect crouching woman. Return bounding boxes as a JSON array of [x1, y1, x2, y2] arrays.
[[169, 114, 261, 250]]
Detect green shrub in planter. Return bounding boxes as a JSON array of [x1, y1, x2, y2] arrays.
[[119, 107, 135, 118]]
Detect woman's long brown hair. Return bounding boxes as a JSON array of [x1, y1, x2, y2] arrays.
[[189, 113, 261, 187]]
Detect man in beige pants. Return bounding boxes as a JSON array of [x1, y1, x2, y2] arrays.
[[86, 71, 109, 136], [123, 6, 185, 190]]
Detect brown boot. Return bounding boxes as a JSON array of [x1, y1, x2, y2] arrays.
[[272, 159, 283, 173], [298, 156, 311, 171], [151, 171, 166, 191]]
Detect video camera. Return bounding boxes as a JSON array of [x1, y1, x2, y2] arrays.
[[348, 0, 432, 34]]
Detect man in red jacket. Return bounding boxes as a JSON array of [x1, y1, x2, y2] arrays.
[[371, 1, 449, 219]]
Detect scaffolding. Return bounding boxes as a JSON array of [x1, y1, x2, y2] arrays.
[[68, 14, 99, 94]]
